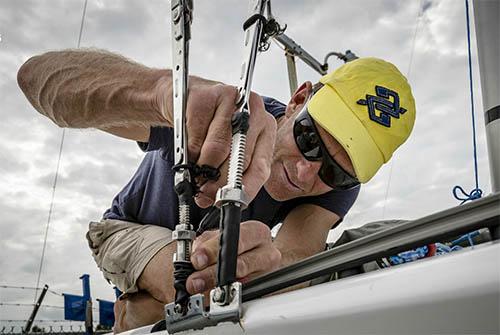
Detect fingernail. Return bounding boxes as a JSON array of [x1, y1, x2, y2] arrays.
[[193, 253, 208, 269], [192, 278, 205, 293]]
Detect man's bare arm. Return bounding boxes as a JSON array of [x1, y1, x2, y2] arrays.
[[18, 49, 276, 208], [274, 204, 339, 267], [270, 204, 339, 292], [17, 49, 174, 141]]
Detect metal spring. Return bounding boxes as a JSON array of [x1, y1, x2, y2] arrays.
[[184, 241, 191, 260], [228, 132, 247, 189], [179, 204, 190, 225]]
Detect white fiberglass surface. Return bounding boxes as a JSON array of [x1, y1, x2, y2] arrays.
[[121, 242, 499, 335]]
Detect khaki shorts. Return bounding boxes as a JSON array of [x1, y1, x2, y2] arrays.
[[86, 219, 174, 296]]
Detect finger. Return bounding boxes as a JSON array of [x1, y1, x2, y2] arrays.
[[192, 229, 218, 252], [187, 222, 276, 294], [194, 191, 213, 208], [186, 264, 217, 295], [196, 85, 237, 170], [187, 235, 280, 294], [190, 221, 271, 271], [240, 115, 276, 203], [185, 88, 217, 162], [235, 243, 281, 279], [190, 233, 219, 270], [195, 102, 275, 206], [186, 245, 280, 296]]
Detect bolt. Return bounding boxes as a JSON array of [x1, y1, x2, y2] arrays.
[[174, 303, 183, 314], [212, 287, 225, 303]]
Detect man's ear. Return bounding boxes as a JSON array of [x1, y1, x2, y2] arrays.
[[285, 81, 313, 118]]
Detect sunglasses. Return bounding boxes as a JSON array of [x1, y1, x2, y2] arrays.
[[293, 104, 360, 190]]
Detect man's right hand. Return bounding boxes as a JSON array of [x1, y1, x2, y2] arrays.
[[156, 76, 277, 208]]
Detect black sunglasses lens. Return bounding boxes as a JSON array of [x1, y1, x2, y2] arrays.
[[294, 116, 322, 160], [318, 158, 358, 190]]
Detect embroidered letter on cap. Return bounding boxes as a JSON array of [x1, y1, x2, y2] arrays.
[[357, 86, 407, 127]]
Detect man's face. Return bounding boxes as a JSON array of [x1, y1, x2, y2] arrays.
[[264, 98, 355, 201]]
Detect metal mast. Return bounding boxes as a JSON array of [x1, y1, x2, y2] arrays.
[[472, 0, 500, 193]]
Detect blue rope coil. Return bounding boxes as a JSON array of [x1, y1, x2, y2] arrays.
[[453, 185, 483, 205], [453, 0, 483, 204]]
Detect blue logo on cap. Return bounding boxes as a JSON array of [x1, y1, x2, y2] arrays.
[[357, 86, 407, 127]]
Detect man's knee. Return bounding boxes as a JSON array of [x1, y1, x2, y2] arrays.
[[113, 292, 165, 333], [85, 219, 173, 295]]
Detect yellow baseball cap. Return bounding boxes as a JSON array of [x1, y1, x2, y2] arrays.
[[308, 57, 416, 183]]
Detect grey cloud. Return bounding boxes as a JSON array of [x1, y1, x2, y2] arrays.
[[1, 0, 92, 54], [422, 0, 433, 13], [82, 1, 155, 47]]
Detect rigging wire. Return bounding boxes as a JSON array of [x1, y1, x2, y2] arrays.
[[382, 0, 423, 219], [406, 0, 423, 80], [0, 302, 99, 311], [0, 303, 64, 309], [452, 0, 483, 204], [0, 285, 63, 296], [33, 0, 88, 303], [0, 320, 95, 324]]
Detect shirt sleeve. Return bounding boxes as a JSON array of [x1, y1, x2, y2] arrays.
[[262, 96, 287, 118], [137, 126, 173, 152]]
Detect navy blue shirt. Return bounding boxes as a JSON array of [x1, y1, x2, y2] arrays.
[[103, 97, 360, 231]]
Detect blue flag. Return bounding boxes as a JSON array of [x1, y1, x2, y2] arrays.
[[97, 299, 115, 327], [63, 293, 86, 321]]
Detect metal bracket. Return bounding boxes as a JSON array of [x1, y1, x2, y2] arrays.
[[164, 282, 242, 333]]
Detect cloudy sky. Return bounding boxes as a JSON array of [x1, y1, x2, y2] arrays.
[[0, 0, 493, 330]]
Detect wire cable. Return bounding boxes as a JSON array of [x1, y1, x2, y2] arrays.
[[0, 302, 100, 312], [0, 303, 64, 309], [1, 285, 63, 296], [382, 0, 423, 218], [0, 320, 97, 323], [406, 0, 423, 80], [452, 0, 483, 204], [33, 0, 88, 303]]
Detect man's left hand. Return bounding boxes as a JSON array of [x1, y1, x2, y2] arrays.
[[186, 221, 281, 294]]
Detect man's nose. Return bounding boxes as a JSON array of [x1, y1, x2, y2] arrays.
[[295, 158, 321, 183]]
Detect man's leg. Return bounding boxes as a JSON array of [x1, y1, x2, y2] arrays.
[[86, 219, 174, 332], [113, 291, 165, 332]]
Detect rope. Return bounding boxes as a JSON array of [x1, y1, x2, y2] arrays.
[[452, 0, 483, 205], [33, 0, 88, 303]]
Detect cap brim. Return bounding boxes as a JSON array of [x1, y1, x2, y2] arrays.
[[308, 86, 384, 183]]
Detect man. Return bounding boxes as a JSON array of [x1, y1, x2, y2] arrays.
[[17, 50, 415, 332]]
